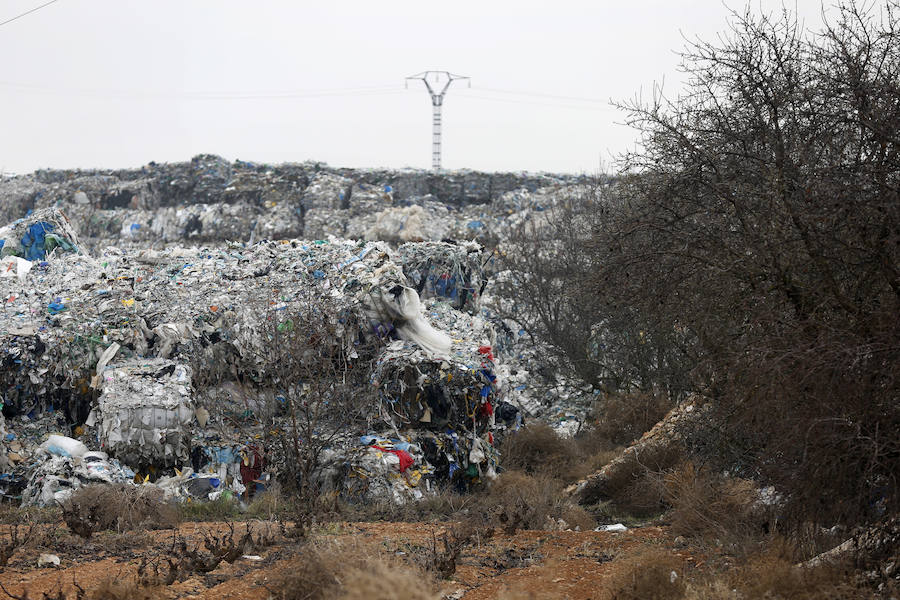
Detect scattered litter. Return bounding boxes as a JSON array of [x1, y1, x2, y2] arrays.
[[37, 553, 60, 568]]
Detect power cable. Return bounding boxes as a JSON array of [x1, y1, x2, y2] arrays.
[[0, 80, 405, 100], [0, 0, 60, 29], [454, 92, 618, 112], [473, 86, 609, 104]]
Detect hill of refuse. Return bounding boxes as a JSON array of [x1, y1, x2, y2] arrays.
[[0, 155, 591, 250], [0, 157, 600, 509], [0, 207, 526, 506]]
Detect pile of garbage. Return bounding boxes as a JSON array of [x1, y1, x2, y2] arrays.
[[0, 155, 592, 251], [0, 206, 528, 506]]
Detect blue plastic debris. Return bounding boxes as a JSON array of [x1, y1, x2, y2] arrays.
[[20, 222, 55, 261], [47, 298, 66, 315]]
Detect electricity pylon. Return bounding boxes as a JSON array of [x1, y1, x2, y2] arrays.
[[406, 71, 470, 170]]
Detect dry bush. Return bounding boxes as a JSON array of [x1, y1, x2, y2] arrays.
[[590, 392, 672, 447], [663, 461, 764, 544], [599, 546, 686, 600], [472, 471, 595, 533], [586, 444, 682, 518], [267, 539, 439, 600], [592, 1, 900, 531], [0, 523, 36, 567], [684, 545, 877, 600], [86, 577, 164, 600], [61, 484, 180, 538], [337, 559, 441, 600], [267, 550, 338, 600], [338, 487, 472, 523], [501, 423, 620, 486], [500, 423, 591, 482]]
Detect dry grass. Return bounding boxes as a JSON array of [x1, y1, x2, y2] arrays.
[[337, 560, 441, 600], [590, 392, 671, 447], [60, 484, 180, 538], [86, 577, 165, 600], [663, 461, 764, 543], [501, 422, 623, 486], [599, 546, 686, 600], [684, 546, 881, 600], [266, 538, 440, 600], [471, 471, 595, 533]]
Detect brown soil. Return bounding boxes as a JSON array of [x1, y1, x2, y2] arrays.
[[0, 521, 696, 599]]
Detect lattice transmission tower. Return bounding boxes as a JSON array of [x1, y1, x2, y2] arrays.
[[406, 71, 470, 170]]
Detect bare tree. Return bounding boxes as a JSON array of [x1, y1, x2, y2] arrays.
[[192, 284, 381, 535], [496, 181, 694, 400], [590, 2, 900, 527]]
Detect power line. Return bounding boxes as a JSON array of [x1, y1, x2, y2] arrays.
[[455, 92, 618, 112], [0, 80, 405, 100], [474, 86, 609, 104], [0, 0, 60, 29]]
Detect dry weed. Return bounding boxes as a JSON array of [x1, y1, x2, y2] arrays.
[[86, 577, 164, 600], [590, 392, 671, 447], [267, 538, 439, 600], [61, 484, 179, 538], [599, 546, 686, 600], [473, 471, 595, 533], [337, 560, 440, 600], [684, 546, 876, 600], [663, 461, 762, 543]]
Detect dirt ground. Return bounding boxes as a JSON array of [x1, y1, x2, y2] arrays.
[[0, 520, 703, 599]]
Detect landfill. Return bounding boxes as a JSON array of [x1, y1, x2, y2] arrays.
[[0, 154, 591, 252], [0, 212, 508, 506], [0, 157, 600, 508]]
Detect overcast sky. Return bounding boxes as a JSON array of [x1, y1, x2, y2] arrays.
[[0, 0, 829, 175]]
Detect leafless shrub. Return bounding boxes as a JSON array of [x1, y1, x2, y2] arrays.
[[0, 522, 36, 567], [472, 471, 595, 533], [266, 540, 439, 600], [590, 392, 671, 447], [662, 462, 766, 546], [60, 484, 179, 539], [598, 546, 686, 600], [416, 523, 486, 580], [593, 1, 900, 530], [83, 577, 164, 600], [192, 285, 382, 539], [683, 543, 878, 600]]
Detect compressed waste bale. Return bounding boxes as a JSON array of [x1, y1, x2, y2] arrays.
[[91, 359, 193, 466]]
